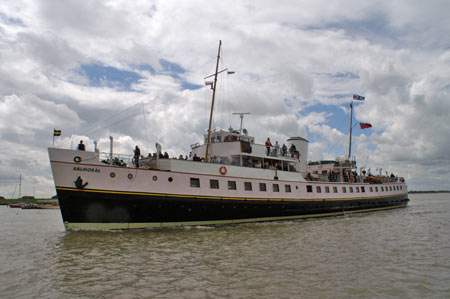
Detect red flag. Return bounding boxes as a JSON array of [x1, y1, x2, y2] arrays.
[[360, 123, 372, 129]]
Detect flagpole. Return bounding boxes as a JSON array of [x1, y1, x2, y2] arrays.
[[348, 101, 353, 160], [52, 128, 55, 147]]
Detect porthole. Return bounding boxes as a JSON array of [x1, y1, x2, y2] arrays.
[[168, 177, 173, 182], [152, 175, 158, 181], [74, 156, 82, 163], [110, 172, 116, 178], [128, 173, 133, 180]]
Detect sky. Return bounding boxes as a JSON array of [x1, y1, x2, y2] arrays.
[[0, 0, 449, 197]]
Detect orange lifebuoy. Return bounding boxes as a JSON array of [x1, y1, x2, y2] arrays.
[[219, 166, 227, 175]]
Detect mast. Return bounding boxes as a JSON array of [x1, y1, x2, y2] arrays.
[[19, 173, 22, 199], [348, 101, 353, 160], [204, 40, 222, 163]]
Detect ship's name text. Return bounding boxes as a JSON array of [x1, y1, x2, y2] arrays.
[[73, 166, 100, 173]]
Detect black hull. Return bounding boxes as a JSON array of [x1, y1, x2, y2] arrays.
[[56, 188, 409, 230]]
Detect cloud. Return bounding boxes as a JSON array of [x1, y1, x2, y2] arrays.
[[0, 0, 449, 196]]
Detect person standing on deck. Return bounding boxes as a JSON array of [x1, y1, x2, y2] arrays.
[[134, 145, 141, 167], [265, 138, 272, 156], [77, 140, 85, 151]]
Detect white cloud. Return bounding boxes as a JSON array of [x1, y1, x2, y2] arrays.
[[0, 0, 449, 196]]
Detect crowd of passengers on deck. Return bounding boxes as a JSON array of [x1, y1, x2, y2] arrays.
[[77, 138, 299, 172], [265, 138, 300, 159]]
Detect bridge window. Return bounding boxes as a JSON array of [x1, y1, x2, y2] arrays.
[[190, 178, 200, 188], [375, 187, 379, 192], [316, 186, 322, 193], [369, 187, 373, 192], [307, 185, 313, 193], [333, 186, 338, 193], [244, 182, 252, 191], [325, 186, 330, 193], [356, 187, 360, 193], [349, 187, 354, 193], [342, 187, 347, 193]]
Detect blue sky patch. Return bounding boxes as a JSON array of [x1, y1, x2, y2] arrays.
[[79, 59, 202, 91], [80, 64, 143, 91]]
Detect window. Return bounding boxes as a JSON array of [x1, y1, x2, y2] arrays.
[[342, 187, 347, 193], [190, 178, 200, 188], [356, 187, 360, 193], [389, 186, 393, 191], [325, 186, 330, 193], [285, 184, 292, 192], [316, 186, 322, 193], [333, 186, 338, 193], [349, 187, 354, 193], [210, 179, 219, 189], [244, 182, 252, 191], [307, 185, 313, 193], [369, 187, 373, 192], [375, 187, 378, 192], [273, 184, 280, 192], [228, 181, 237, 190], [381, 187, 384, 191], [259, 183, 267, 192]]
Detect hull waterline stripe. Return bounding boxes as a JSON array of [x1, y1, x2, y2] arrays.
[[56, 187, 408, 202], [64, 204, 407, 230]]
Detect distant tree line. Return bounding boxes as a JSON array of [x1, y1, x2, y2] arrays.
[[409, 190, 450, 194]]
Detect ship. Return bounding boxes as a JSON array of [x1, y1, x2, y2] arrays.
[[48, 41, 409, 230]]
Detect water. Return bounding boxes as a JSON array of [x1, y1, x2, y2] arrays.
[[1, 193, 449, 298]]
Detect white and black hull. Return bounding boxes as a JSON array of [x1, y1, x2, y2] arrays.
[[49, 148, 409, 230]]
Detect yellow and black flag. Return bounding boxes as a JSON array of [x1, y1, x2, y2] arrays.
[[54, 129, 61, 136]]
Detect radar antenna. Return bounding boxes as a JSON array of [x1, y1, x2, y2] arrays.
[[232, 112, 250, 134]]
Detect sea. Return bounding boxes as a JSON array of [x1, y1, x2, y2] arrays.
[[0, 193, 449, 299]]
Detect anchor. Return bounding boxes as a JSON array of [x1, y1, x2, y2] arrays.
[[74, 176, 88, 189]]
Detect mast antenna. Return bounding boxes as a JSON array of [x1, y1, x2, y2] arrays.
[[232, 112, 250, 134], [204, 40, 222, 163]]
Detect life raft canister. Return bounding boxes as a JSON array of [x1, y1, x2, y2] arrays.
[[219, 166, 227, 175]]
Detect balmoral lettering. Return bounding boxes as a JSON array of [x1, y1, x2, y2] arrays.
[[72, 166, 100, 173]]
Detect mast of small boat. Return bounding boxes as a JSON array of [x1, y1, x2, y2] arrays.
[[19, 173, 22, 199], [204, 40, 222, 163]]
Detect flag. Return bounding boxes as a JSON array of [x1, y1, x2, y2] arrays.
[[360, 123, 372, 129], [53, 129, 61, 136], [227, 71, 235, 74], [205, 81, 213, 86], [353, 94, 365, 101]]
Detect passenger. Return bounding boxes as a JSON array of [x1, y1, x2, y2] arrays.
[[289, 144, 296, 158], [193, 154, 201, 161], [179, 154, 184, 160], [134, 145, 141, 167], [77, 140, 86, 151], [281, 143, 287, 157], [274, 141, 280, 156], [163, 152, 169, 159], [265, 138, 272, 156]]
